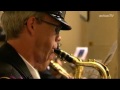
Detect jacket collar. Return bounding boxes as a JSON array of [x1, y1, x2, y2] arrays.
[[0, 42, 33, 79]]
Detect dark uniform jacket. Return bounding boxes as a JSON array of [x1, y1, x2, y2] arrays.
[[0, 42, 33, 79], [0, 42, 58, 79]]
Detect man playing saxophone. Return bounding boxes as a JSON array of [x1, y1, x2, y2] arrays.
[[0, 11, 72, 79]]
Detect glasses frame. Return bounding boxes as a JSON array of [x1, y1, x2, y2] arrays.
[[36, 18, 62, 34]]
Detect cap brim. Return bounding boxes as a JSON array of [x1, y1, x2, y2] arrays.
[[49, 14, 72, 30]]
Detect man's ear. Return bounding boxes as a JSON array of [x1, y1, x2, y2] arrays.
[[26, 16, 36, 35]]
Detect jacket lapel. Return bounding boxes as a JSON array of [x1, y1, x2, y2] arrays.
[[0, 42, 33, 79]]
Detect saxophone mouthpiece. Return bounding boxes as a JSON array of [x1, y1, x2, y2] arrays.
[[54, 49, 73, 63], [54, 49, 61, 54]]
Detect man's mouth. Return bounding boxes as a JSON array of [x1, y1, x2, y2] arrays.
[[49, 52, 56, 60]]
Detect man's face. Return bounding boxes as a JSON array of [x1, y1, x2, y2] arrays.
[[33, 14, 61, 71]]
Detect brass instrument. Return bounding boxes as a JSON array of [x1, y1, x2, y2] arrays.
[[51, 49, 111, 79], [50, 60, 74, 79]]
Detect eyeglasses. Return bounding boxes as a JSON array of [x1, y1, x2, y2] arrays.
[[36, 18, 62, 34]]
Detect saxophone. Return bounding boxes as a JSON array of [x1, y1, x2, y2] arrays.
[[50, 49, 111, 79]]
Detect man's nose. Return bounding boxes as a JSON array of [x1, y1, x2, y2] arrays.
[[56, 35, 61, 42], [55, 35, 62, 49]]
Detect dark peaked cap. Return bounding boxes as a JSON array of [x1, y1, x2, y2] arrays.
[[43, 11, 72, 30]]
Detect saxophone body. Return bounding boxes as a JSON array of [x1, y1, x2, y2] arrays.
[[51, 49, 111, 79]]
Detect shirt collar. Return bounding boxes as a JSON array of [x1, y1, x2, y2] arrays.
[[18, 54, 41, 79]]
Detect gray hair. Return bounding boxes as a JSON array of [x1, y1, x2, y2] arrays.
[[1, 11, 45, 40]]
